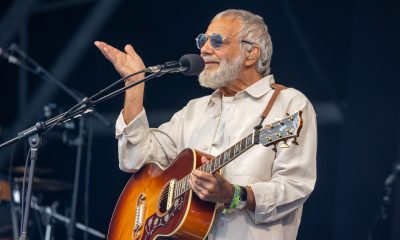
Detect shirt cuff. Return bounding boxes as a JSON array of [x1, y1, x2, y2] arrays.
[[115, 108, 150, 145]]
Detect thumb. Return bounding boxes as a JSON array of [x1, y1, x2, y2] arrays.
[[201, 156, 209, 164], [124, 44, 138, 58]]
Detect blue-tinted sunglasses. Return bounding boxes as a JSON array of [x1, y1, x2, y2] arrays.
[[195, 33, 254, 49]]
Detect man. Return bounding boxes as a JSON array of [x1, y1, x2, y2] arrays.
[[95, 9, 317, 240]]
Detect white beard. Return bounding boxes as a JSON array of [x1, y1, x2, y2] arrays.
[[198, 53, 245, 90]]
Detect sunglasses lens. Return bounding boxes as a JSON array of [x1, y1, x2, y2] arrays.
[[196, 33, 208, 49], [195, 33, 224, 49], [210, 33, 223, 48]]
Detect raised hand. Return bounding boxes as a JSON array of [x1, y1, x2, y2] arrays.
[[94, 41, 145, 83]]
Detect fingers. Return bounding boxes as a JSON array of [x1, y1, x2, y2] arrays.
[[189, 174, 209, 200], [190, 170, 218, 196], [191, 169, 215, 183], [189, 169, 233, 203], [94, 41, 121, 63]]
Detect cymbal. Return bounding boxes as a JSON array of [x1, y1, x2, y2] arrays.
[[11, 166, 54, 175], [14, 177, 72, 191]]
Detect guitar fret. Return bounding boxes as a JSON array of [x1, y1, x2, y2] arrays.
[[184, 177, 189, 191], [175, 181, 179, 196], [224, 151, 229, 163], [234, 143, 239, 155], [229, 147, 234, 159], [179, 180, 183, 195], [184, 177, 188, 192]]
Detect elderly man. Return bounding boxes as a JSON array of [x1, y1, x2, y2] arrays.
[[95, 9, 317, 240]]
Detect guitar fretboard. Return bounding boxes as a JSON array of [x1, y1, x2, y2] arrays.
[[174, 133, 257, 197]]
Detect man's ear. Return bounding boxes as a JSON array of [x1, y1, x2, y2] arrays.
[[245, 46, 260, 66]]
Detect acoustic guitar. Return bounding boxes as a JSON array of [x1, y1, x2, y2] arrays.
[[108, 111, 303, 240]]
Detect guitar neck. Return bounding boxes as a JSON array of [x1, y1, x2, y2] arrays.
[[174, 132, 257, 197]]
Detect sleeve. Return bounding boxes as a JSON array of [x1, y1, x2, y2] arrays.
[[248, 98, 317, 224], [115, 107, 183, 173]]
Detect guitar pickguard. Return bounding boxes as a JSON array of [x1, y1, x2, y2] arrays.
[[143, 195, 185, 240]]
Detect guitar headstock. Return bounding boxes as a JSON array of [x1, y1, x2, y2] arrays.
[[257, 111, 303, 147]]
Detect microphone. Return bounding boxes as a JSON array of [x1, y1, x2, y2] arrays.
[[144, 54, 205, 76], [0, 46, 21, 64]]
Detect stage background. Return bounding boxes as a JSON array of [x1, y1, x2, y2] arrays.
[[0, 0, 399, 239]]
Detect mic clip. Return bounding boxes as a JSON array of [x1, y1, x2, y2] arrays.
[[144, 61, 184, 73]]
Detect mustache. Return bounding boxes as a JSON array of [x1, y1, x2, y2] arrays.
[[202, 56, 219, 62]]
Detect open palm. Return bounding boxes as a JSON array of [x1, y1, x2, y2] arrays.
[[94, 41, 145, 81]]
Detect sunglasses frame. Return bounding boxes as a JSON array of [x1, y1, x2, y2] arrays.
[[195, 33, 254, 50]]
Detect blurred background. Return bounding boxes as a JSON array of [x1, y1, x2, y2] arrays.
[[0, 0, 399, 239]]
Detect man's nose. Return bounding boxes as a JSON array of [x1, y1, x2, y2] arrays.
[[200, 38, 214, 56]]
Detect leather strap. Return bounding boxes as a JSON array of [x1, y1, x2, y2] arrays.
[[260, 83, 288, 119], [255, 83, 288, 129]]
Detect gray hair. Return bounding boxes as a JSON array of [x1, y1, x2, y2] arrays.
[[211, 9, 273, 76]]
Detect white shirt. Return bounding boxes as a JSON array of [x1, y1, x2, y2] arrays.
[[115, 75, 317, 240]]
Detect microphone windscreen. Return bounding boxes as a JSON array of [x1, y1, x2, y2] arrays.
[[179, 54, 205, 76]]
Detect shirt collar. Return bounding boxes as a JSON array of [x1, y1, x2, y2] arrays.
[[208, 75, 276, 105]]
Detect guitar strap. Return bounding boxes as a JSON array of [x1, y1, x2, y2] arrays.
[[255, 83, 288, 129]]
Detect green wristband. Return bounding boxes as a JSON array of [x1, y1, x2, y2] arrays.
[[229, 185, 241, 209]]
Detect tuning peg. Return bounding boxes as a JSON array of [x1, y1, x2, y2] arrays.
[[292, 138, 299, 145], [286, 129, 293, 135], [280, 141, 289, 148], [285, 113, 294, 121]]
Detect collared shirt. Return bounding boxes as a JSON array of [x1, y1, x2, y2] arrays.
[[115, 75, 317, 240]]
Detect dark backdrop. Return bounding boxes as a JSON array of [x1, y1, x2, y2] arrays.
[[0, 0, 399, 239]]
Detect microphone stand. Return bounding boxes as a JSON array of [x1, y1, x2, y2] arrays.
[[6, 44, 111, 240], [0, 66, 165, 239]]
